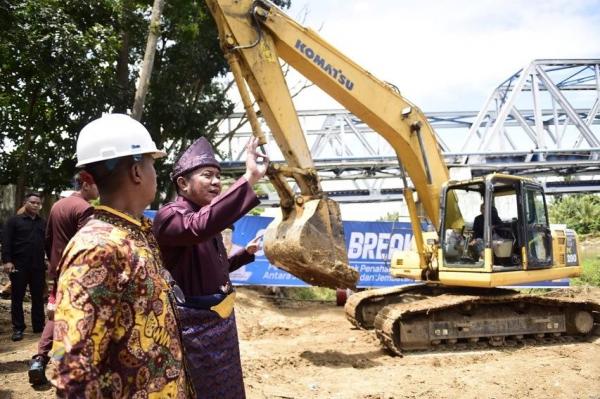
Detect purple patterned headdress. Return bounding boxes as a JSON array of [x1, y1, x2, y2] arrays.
[[170, 137, 220, 181]]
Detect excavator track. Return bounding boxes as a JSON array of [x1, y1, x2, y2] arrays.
[[373, 288, 600, 356], [345, 284, 433, 329], [344, 283, 513, 330]]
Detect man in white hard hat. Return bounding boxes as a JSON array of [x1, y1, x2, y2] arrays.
[[50, 114, 191, 398]]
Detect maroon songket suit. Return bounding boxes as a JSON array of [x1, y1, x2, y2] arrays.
[[153, 137, 260, 399]]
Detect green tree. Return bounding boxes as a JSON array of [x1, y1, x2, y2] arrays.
[[0, 0, 129, 207], [0, 0, 291, 209], [549, 194, 600, 234], [378, 211, 401, 221]]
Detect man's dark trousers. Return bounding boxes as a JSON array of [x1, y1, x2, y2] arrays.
[[10, 268, 45, 332]]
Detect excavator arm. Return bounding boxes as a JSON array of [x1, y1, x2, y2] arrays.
[[206, 0, 451, 285]]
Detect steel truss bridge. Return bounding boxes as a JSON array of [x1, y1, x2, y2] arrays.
[[215, 59, 600, 204]]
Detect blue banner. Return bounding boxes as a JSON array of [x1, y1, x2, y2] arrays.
[[229, 215, 416, 288], [143, 211, 568, 288]]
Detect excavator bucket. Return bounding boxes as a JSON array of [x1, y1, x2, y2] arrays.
[[263, 197, 359, 289]]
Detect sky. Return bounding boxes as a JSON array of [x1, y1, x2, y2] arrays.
[[240, 0, 600, 221], [282, 0, 600, 112]]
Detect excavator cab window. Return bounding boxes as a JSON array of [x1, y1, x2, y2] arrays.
[[441, 183, 485, 268], [491, 187, 522, 269], [522, 185, 553, 268], [441, 178, 529, 270]]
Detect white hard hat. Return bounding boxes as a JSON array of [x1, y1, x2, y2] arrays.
[[76, 113, 167, 167]]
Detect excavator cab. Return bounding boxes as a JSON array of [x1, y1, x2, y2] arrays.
[[439, 174, 558, 279], [391, 174, 580, 287]]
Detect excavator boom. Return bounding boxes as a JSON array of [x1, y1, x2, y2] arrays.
[[206, 0, 448, 284], [206, 0, 362, 288]]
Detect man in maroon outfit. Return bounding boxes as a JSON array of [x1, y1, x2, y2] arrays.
[[27, 172, 98, 386], [153, 136, 267, 398]]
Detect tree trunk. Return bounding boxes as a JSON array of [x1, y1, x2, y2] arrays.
[[15, 87, 41, 210], [115, 0, 133, 113], [115, 30, 130, 113], [131, 0, 165, 121]]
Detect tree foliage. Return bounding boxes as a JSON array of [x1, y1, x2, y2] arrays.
[[377, 211, 401, 222], [0, 0, 130, 207], [549, 194, 600, 235], [0, 0, 291, 208]]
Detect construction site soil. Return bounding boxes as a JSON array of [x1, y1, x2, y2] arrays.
[[1, 286, 599, 399]]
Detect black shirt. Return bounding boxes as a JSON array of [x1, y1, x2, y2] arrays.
[[473, 214, 484, 239], [473, 211, 502, 240], [1, 213, 46, 269]]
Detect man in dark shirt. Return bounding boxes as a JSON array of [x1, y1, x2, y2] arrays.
[[27, 172, 98, 386], [154, 136, 267, 398], [469, 204, 502, 259], [472, 204, 485, 241], [1, 193, 46, 341]]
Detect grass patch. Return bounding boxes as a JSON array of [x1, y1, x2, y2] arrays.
[[572, 255, 600, 287]]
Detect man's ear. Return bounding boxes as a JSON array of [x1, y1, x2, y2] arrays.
[[131, 162, 143, 184], [176, 176, 188, 193]]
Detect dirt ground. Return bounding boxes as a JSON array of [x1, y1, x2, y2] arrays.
[[1, 287, 599, 399]]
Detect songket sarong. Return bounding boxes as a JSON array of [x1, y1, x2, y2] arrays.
[[178, 306, 245, 399]]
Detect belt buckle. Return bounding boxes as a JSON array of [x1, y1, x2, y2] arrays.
[[210, 291, 236, 318]]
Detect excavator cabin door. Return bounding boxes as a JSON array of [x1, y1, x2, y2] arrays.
[[520, 183, 553, 269]]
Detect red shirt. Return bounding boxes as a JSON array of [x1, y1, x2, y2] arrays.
[[45, 192, 93, 278]]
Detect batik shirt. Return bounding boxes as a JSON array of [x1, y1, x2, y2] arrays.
[[51, 206, 188, 398]]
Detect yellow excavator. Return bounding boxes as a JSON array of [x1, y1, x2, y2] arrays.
[[205, 0, 599, 354]]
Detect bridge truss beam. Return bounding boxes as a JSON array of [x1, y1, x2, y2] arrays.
[[214, 59, 600, 203]]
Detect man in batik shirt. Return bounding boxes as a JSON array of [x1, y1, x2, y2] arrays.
[[28, 171, 98, 386], [51, 114, 190, 398], [153, 136, 267, 398]]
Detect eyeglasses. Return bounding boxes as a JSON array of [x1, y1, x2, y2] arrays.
[[27, 201, 42, 207]]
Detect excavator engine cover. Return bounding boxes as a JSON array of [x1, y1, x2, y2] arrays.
[[263, 197, 359, 289]]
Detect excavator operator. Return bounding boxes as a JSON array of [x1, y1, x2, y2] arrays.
[[469, 203, 502, 260]]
